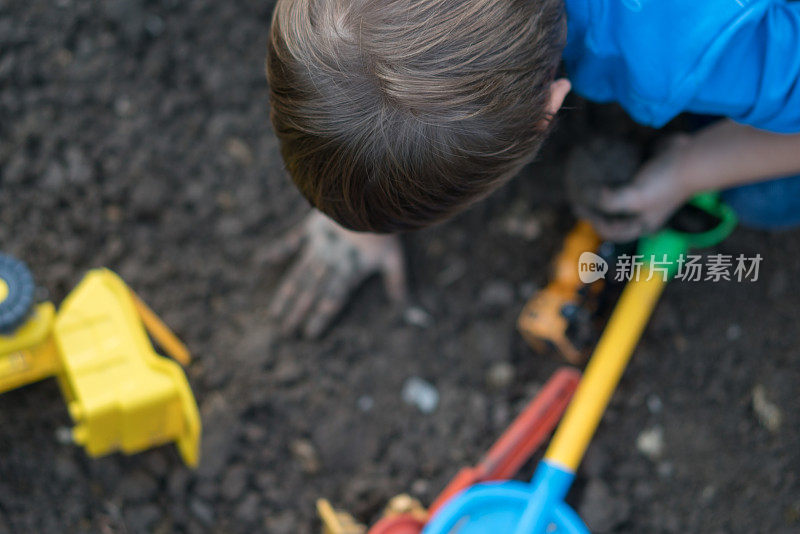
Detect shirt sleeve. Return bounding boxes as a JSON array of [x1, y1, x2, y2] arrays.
[[564, 0, 800, 134], [687, 2, 800, 134]]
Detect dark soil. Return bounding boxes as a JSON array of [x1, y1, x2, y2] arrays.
[[1, 1, 799, 533]]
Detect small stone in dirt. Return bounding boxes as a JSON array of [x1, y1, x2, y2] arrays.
[[411, 479, 430, 497], [3, 153, 26, 185], [636, 426, 665, 460], [752, 384, 783, 432], [502, 212, 543, 241], [65, 146, 92, 184], [104, 0, 146, 40], [486, 362, 515, 391], [243, 422, 268, 443], [701, 485, 717, 503], [633, 480, 655, 500], [657, 461, 675, 478], [225, 137, 253, 166], [492, 402, 510, 428], [216, 191, 235, 209], [189, 498, 214, 526], [357, 395, 374, 412], [87, 457, 122, 493], [114, 96, 134, 117], [234, 493, 261, 524], [131, 176, 168, 216], [578, 478, 631, 533], [237, 328, 275, 364], [402, 377, 439, 414], [646, 394, 663, 414], [437, 260, 466, 286], [144, 14, 165, 36], [518, 282, 538, 300], [290, 439, 321, 474], [167, 469, 190, 500], [54, 455, 80, 482], [403, 306, 433, 328], [42, 162, 66, 190], [264, 510, 297, 532], [194, 479, 219, 501], [119, 470, 159, 503], [479, 280, 515, 309], [125, 503, 161, 532], [254, 471, 277, 492], [105, 204, 123, 223], [673, 334, 688, 353], [273, 357, 304, 385], [726, 323, 742, 341], [221, 464, 248, 501], [217, 215, 245, 237], [768, 270, 788, 298], [143, 451, 168, 476], [197, 393, 238, 479]]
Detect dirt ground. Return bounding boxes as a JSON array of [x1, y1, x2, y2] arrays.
[[1, 1, 799, 533]]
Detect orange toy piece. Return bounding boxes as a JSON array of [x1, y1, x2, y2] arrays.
[[517, 221, 603, 363]]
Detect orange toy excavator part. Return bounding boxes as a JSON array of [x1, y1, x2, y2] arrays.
[[551, 220, 602, 288], [427, 367, 581, 515], [517, 221, 603, 363], [129, 289, 191, 366]]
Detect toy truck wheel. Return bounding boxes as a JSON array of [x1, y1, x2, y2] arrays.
[[0, 253, 35, 334]]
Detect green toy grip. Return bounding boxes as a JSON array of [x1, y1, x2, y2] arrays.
[[638, 192, 738, 279]]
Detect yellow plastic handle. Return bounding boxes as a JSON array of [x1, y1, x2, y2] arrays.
[[544, 271, 665, 471]]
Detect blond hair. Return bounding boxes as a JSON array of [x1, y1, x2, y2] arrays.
[[268, 0, 565, 232]]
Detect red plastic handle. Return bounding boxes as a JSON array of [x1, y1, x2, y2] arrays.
[[427, 367, 580, 515]]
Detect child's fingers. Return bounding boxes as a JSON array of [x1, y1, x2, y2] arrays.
[[268, 251, 316, 319], [591, 216, 646, 243], [571, 203, 598, 224], [304, 298, 341, 339], [303, 269, 359, 339], [596, 186, 645, 215], [381, 248, 407, 304], [280, 260, 328, 335], [257, 224, 306, 265]]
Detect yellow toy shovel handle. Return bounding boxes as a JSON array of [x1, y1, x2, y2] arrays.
[[544, 270, 665, 471]]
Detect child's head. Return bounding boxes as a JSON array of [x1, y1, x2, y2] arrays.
[[267, 0, 569, 232]]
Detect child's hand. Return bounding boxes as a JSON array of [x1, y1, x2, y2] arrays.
[[575, 135, 695, 242], [262, 211, 407, 338]]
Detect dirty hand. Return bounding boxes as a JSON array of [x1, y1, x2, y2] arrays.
[[575, 135, 695, 242], [262, 211, 407, 338]]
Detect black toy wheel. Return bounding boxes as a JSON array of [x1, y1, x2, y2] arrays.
[[0, 253, 35, 334]]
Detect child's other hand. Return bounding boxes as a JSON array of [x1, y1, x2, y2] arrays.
[[261, 211, 407, 338], [576, 135, 695, 242]]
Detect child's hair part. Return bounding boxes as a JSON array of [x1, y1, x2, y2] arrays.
[[267, 0, 565, 232]]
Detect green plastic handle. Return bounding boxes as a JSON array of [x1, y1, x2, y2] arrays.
[[638, 192, 738, 279]]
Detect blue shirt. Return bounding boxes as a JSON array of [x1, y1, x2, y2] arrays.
[[563, 0, 800, 133]]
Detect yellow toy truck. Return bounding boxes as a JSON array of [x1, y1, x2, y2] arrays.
[[0, 252, 201, 466]]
